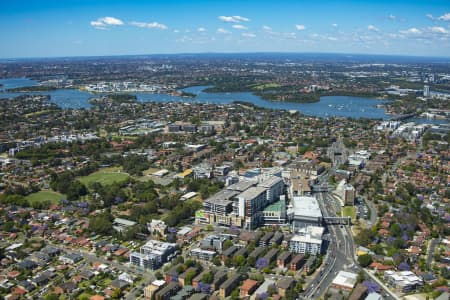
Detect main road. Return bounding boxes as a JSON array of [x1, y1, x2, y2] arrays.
[[303, 191, 359, 299], [305, 177, 398, 300]]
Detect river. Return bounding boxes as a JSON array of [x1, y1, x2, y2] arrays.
[[0, 78, 447, 123]]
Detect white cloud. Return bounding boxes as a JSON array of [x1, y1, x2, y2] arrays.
[[400, 27, 422, 35], [328, 36, 338, 41], [388, 15, 396, 21], [295, 24, 306, 31], [242, 32, 256, 38], [130, 21, 168, 30], [232, 24, 247, 30], [430, 26, 448, 34], [332, 23, 338, 28], [367, 25, 379, 32], [90, 16, 124, 29], [438, 13, 450, 21], [90, 21, 104, 27], [217, 28, 231, 34], [262, 25, 272, 31], [173, 29, 180, 33], [426, 14, 435, 20], [197, 27, 206, 32], [218, 16, 235, 23], [218, 15, 250, 23], [233, 16, 250, 22]]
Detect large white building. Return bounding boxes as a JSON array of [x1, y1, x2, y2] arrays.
[[129, 240, 177, 270], [289, 196, 323, 230], [258, 176, 285, 204], [236, 186, 267, 229], [289, 226, 324, 255], [196, 176, 285, 229]]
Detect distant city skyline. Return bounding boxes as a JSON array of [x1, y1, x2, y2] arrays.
[[1, 0, 450, 58]]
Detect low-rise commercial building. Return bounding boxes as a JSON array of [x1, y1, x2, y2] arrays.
[[331, 271, 358, 291], [289, 196, 323, 230]]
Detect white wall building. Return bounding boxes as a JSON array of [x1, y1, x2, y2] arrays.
[[289, 196, 323, 229], [257, 176, 285, 204], [289, 226, 324, 255]]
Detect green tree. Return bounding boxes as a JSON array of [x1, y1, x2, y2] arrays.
[[185, 269, 197, 285], [201, 271, 214, 284], [212, 256, 221, 266], [358, 254, 373, 267], [223, 240, 233, 251], [44, 294, 59, 300], [66, 180, 87, 201], [89, 212, 113, 235], [234, 255, 246, 267], [111, 288, 122, 299], [247, 256, 256, 267]]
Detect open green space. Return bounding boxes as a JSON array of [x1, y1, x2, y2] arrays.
[[25, 190, 65, 204], [78, 169, 129, 187], [252, 83, 281, 90], [342, 206, 357, 219]]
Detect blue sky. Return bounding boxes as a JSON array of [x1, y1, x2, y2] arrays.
[[1, 0, 450, 58]]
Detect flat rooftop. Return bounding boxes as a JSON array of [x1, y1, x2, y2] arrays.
[[258, 176, 283, 188], [237, 186, 267, 200], [263, 199, 286, 212], [292, 196, 322, 218], [332, 271, 357, 289], [290, 226, 324, 244], [227, 181, 255, 192], [204, 189, 239, 205]]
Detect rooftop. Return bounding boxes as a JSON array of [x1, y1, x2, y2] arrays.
[[204, 189, 238, 205], [227, 181, 255, 192], [290, 226, 324, 244], [113, 218, 137, 227], [332, 271, 357, 289], [264, 199, 286, 213], [237, 186, 267, 200], [258, 176, 283, 188], [292, 196, 322, 218]]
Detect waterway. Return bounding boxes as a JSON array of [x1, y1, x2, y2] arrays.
[[0, 78, 447, 124]]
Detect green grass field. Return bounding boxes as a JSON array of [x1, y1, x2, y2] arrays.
[[78, 170, 129, 187], [26, 190, 65, 204], [342, 206, 357, 219], [252, 83, 281, 90]]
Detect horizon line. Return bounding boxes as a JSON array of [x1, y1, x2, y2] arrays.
[[1, 51, 450, 61]]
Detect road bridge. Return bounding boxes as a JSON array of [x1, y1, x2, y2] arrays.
[[323, 216, 351, 226]]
